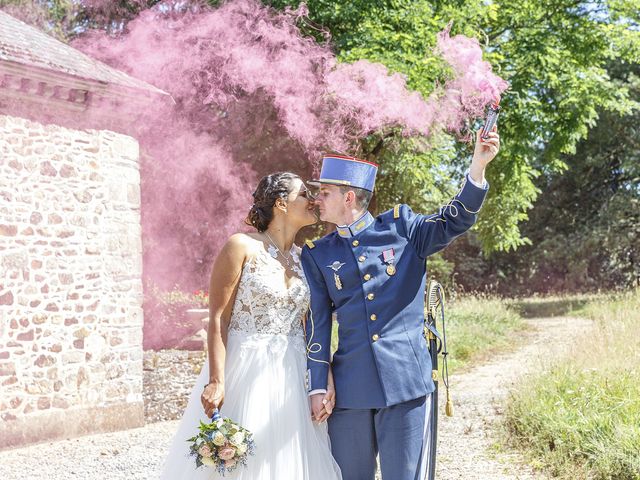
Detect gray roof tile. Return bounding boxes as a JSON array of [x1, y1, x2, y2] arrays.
[[0, 10, 166, 95]]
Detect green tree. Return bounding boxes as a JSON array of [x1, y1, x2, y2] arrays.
[[449, 61, 639, 294], [0, 0, 165, 40], [6, 0, 639, 267], [267, 0, 640, 254], [0, 0, 79, 40]]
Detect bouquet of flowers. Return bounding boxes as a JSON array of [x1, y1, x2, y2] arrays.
[[187, 410, 256, 475]]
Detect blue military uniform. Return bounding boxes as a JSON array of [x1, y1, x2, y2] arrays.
[[301, 155, 488, 480]]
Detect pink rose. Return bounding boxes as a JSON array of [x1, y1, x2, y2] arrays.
[[198, 444, 212, 458], [218, 446, 236, 460], [225, 458, 237, 468]]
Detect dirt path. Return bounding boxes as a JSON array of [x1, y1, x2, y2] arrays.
[[0, 317, 593, 480], [435, 316, 594, 479]]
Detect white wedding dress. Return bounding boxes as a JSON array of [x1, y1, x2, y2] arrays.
[[159, 246, 342, 480]]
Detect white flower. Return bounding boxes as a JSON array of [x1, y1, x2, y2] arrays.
[[230, 431, 245, 446], [235, 443, 247, 455], [212, 432, 226, 446], [201, 456, 216, 467]]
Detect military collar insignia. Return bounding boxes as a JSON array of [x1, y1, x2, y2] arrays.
[[336, 211, 374, 238]]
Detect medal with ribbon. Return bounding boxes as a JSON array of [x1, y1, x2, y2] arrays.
[[382, 248, 396, 276]]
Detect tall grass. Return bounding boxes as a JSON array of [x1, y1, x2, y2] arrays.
[[446, 295, 525, 372], [505, 289, 640, 479], [330, 295, 525, 374]]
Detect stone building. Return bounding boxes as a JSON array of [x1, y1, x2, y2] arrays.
[[0, 11, 168, 448]]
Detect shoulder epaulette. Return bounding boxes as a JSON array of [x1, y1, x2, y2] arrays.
[[393, 204, 401, 219], [305, 239, 315, 249]]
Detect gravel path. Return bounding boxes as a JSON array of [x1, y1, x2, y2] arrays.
[[436, 316, 594, 479], [0, 316, 592, 480], [0, 420, 179, 479]]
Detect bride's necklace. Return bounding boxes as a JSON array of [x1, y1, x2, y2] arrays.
[[264, 231, 293, 268]]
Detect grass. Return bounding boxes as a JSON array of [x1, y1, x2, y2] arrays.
[[507, 293, 604, 319], [330, 294, 526, 375], [504, 289, 640, 479], [445, 295, 526, 373]]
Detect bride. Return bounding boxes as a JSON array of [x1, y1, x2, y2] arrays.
[[160, 172, 342, 479]]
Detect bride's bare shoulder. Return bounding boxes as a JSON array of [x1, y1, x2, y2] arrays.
[[227, 232, 263, 245], [223, 233, 263, 256]]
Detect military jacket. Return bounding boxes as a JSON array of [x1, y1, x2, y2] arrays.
[[300, 177, 488, 408]]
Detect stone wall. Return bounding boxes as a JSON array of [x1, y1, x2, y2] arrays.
[[0, 114, 145, 449], [143, 350, 206, 423]]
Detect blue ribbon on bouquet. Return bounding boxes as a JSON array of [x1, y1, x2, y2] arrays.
[[205, 409, 222, 441]]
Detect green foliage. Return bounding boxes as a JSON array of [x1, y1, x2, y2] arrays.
[[445, 295, 524, 372], [331, 295, 526, 374], [0, 0, 167, 39], [267, 0, 640, 254], [505, 290, 640, 479], [452, 62, 640, 294], [0, 0, 78, 40], [12, 0, 639, 290]]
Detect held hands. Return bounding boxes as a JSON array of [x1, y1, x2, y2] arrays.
[[201, 381, 225, 418], [469, 126, 500, 185], [310, 370, 336, 423]]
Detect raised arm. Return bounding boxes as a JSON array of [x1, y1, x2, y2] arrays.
[[400, 128, 500, 258]]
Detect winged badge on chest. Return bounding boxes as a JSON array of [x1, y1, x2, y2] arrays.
[[326, 261, 346, 290]]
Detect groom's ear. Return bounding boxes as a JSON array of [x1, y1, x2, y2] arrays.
[[344, 189, 357, 207]]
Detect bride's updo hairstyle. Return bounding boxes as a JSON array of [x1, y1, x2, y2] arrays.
[[245, 172, 301, 232]]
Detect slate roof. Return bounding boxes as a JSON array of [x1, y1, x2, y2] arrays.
[[0, 10, 166, 96]]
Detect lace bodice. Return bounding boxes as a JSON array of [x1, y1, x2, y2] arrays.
[[228, 245, 309, 337]]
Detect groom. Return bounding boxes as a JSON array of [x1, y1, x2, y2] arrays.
[[300, 128, 500, 480]]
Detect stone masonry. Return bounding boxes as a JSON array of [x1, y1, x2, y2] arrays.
[[0, 114, 145, 448]]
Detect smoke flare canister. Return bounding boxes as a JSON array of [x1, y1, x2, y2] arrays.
[[481, 102, 500, 139]]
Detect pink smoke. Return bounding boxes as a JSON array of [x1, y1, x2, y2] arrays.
[[69, 0, 506, 348], [434, 27, 509, 133]]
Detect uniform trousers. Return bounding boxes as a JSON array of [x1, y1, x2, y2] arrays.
[[328, 394, 432, 480]]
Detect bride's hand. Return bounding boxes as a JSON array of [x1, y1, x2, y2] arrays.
[[317, 369, 337, 422], [201, 381, 225, 418], [325, 369, 336, 414]]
